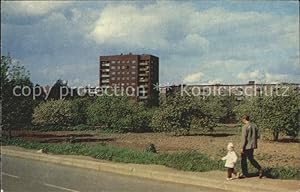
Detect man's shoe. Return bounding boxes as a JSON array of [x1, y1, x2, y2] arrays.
[[259, 170, 263, 179], [238, 174, 247, 179]]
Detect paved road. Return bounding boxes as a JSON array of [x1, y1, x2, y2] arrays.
[[1, 156, 229, 192]]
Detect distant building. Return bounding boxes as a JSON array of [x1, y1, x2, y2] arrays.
[[99, 53, 159, 106], [160, 81, 300, 101]]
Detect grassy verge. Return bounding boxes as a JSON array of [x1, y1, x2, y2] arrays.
[[2, 137, 299, 180]]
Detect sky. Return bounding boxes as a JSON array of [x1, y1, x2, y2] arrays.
[[1, 1, 299, 87]]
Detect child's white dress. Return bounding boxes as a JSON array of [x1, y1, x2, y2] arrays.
[[222, 151, 238, 168]]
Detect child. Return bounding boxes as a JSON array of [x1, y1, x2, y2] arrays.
[[222, 142, 238, 180]]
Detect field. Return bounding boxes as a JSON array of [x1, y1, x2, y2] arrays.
[[9, 124, 300, 169]]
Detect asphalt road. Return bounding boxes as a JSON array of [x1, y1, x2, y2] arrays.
[[1, 156, 229, 192]]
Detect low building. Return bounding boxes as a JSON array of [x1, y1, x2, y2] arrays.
[[160, 81, 300, 101]]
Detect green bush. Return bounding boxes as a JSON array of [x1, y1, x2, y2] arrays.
[[86, 96, 153, 132], [151, 94, 219, 135], [32, 99, 86, 127]]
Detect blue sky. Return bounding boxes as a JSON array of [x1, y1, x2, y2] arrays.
[[1, 1, 299, 86]]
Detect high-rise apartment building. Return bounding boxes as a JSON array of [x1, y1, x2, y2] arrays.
[[99, 53, 159, 106]]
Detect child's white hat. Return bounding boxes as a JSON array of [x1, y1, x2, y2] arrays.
[[227, 142, 234, 151]]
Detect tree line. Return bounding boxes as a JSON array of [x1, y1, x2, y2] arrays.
[[1, 55, 299, 141]]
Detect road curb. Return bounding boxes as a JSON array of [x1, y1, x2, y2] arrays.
[[1, 147, 298, 192]]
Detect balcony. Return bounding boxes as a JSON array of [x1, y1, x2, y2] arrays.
[[139, 62, 148, 66], [139, 95, 148, 99], [139, 78, 149, 82], [102, 63, 110, 67], [102, 69, 110, 72], [139, 67, 149, 71], [138, 84, 149, 88], [101, 85, 110, 88], [101, 79, 109, 83], [139, 73, 148, 77], [101, 74, 110, 78]]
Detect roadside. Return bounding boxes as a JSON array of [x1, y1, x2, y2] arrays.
[[2, 146, 299, 192], [3, 155, 226, 192]]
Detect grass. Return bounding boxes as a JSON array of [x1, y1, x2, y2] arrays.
[[2, 137, 299, 180]]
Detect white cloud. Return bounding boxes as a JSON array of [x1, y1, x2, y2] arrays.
[[88, 2, 298, 58], [2, 1, 71, 16], [2, 1, 299, 85], [207, 79, 223, 85], [183, 72, 204, 83], [264, 73, 289, 84], [237, 70, 264, 81], [237, 70, 291, 84], [88, 2, 209, 53]]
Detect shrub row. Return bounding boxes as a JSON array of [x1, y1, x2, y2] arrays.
[[32, 96, 154, 133], [2, 137, 299, 180], [32, 95, 230, 134]]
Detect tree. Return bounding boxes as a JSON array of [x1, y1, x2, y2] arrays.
[[151, 93, 218, 136], [219, 95, 239, 123], [234, 89, 300, 141], [86, 95, 152, 132], [1, 55, 34, 136], [32, 99, 86, 127]]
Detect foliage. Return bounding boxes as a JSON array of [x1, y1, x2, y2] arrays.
[[1, 55, 34, 131], [86, 96, 153, 132], [3, 137, 299, 180], [219, 95, 239, 123], [234, 89, 300, 141], [151, 94, 220, 135], [200, 96, 227, 122], [32, 99, 86, 127]]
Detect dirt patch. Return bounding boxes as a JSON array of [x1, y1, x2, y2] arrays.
[[10, 129, 300, 168]]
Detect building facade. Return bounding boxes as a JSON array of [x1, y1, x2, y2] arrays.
[[99, 53, 159, 106]]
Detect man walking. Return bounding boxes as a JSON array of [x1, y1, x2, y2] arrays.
[[240, 115, 263, 178]]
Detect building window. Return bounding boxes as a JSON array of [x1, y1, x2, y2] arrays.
[[122, 72, 125, 74], [122, 61, 125, 63], [132, 66, 136, 69], [126, 77, 129, 80], [111, 66, 116, 69], [111, 77, 115, 80], [112, 72, 116, 75], [132, 77, 136, 80], [131, 83, 135, 86], [117, 66, 120, 69], [131, 71, 136, 74], [127, 72, 130, 75], [117, 60, 120, 64], [132, 60, 136, 64], [112, 61, 116, 64], [122, 66, 126, 69], [117, 77, 120, 80], [122, 77, 125, 80], [117, 72, 121, 75]]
